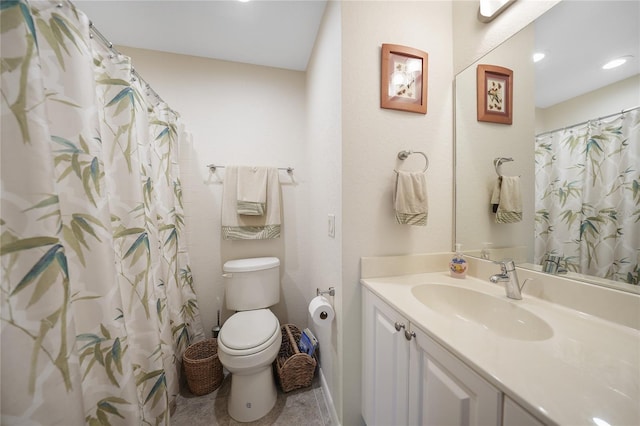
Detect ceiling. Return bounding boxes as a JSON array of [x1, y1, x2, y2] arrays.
[[75, 1, 638, 108], [534, 0, 640, 108], [75, 0, 327, 71]]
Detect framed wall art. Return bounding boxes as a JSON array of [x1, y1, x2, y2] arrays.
[[380, 44, 428, 114], [477, 64, 513, 124]]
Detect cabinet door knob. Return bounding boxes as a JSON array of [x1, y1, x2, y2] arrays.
[[394, 322, 405, 331], [405, 329, 416, 341]]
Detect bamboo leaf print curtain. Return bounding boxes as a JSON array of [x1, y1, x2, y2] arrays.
[[534, 108, 640, 285], [1, 1, 205, 424]]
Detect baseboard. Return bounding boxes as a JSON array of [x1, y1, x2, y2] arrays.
[[319, 368, 341, 426]]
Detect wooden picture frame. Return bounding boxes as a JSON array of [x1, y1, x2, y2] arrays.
[[380, 44, 428, 114], [477, 64, 513, 124]]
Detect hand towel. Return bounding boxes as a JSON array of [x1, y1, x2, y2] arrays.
[[490, 177, 502, 213], [237, 166, 268, 215], [222, 166, 281, 239], [394, 171, 428, 226], [492, 176, 522, 223]]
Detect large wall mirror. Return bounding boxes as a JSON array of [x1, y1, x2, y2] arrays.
[[455, 0, 640, 294]]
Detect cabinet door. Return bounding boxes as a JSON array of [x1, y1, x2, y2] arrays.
[[362, 290, 410, 426], [503, 396, 545, 426], [409, 327, 501, 426]]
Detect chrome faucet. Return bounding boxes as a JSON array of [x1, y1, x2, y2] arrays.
[[490, 259, 526, 300]]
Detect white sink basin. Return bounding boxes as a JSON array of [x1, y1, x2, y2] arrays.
[[411, 284, 554, 341]]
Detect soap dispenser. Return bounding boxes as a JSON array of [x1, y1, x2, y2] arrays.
[[449, 243, 468, 278]]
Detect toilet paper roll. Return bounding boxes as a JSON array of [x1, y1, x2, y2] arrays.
[[308, 295, 335, 326]]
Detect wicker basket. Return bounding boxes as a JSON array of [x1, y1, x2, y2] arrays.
[[274, 324, 317, 393], [183, 338, 223, 396]]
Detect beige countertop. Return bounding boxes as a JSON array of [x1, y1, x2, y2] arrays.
[[361, 270, 640, 426]]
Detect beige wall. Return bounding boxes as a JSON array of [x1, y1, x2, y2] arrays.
[[117, 46, 310, 339], [455, 24, 536, 260], [304, 0, 342, 420], [341, 1, 454, 424], [114, 1, 564, 425]]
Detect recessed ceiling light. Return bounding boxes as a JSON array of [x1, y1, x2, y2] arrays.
[[602, 56, 631, 70], [533, 52, 545, 63], [238, 0, 250, 3]]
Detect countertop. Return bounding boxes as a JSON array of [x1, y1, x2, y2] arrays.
[[361, 271, 640, 426]]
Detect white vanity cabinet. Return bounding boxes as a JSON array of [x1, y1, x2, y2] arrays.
[[363, 289, 501, 426], [409, 326, 501, 425], [362, 288, 411, 425], [503, 396, 545, 426]]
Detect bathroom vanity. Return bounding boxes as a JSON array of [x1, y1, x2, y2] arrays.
[[360, 253, 640, 426]]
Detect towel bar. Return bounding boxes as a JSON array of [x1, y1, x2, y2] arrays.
[[207, 164, 294, 174], [395, 150, 429, 173], [494, 157, 514, 176]]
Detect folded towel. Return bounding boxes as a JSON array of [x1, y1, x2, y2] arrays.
[[237, 166, 268, 215], [222, 166, 281, 239], [491, 176, 522, 223], [394, 171, 428, 226]]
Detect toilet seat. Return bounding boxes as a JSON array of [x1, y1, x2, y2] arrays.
[[218, 309, 280, 357]]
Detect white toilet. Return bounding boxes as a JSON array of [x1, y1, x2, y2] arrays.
[[217, 257, 282, 422]]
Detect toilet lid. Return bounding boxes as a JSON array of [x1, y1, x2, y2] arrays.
[[219, 309, 279, 351]]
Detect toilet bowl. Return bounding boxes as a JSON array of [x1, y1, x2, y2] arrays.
[[217, 257, 282, 422], [218, 309, 281, 422]]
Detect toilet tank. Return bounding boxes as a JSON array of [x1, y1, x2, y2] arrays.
[[222, 257, 280, 311]]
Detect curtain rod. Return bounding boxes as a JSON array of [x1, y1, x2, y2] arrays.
[[536, 105, 640, 138], [87, 18, 164, 105]]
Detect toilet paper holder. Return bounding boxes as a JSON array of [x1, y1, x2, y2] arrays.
[[316, 287, 335, 297]]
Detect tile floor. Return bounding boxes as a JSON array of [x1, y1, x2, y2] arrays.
[[171, 371, 332, 426]]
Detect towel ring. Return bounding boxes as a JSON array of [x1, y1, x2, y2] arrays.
[[395, 150, 429, 173], [494, 157, 513, 176]]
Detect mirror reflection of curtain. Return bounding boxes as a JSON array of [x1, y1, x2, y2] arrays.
[[534, 109, 640, 284], [1, 1, 204, 423]]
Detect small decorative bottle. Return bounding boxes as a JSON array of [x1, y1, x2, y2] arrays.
[[481, 242, 493, 260], [449, 243, 468, 278]]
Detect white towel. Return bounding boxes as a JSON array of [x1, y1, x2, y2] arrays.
[[237, 166, 268, 215], [490, 178, 502, 213], [394, 171, 428, 226], [222, 166, 281, 239], [491, 176, 522, 223]]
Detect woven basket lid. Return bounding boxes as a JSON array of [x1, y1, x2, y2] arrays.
[[219, 309, 279, 351]]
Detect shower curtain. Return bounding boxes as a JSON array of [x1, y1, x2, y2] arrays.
[[1, 1, 205, 424], [534, 108, 640, 284]]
